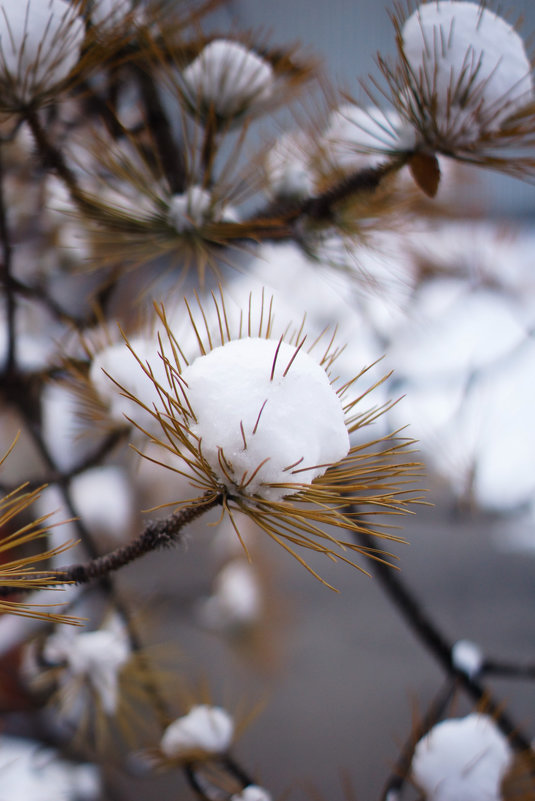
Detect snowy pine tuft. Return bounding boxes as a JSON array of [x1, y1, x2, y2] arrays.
[[167, 186, 238, 232], [181, 337, 349, 501], [411, 713, 512, 801], [182, 39, 274, 118], [401, 1, 533, 146], [160, 705, 234, 760], [0, 0, 85, 108], [42, 617, 130, 715]]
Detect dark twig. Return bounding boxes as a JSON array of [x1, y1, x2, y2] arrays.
[[380, 677, 456, 801], [132, 65, 187, 194], [295, 157, 407, 221], [229, 155, 409, 244], [183, 755, 255, 801], [482, 659, 535, 680]]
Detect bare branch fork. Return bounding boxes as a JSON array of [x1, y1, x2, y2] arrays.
[[352, 522, 534, 756]]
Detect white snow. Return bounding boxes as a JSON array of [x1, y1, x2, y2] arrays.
[[0, 0, 85, 105], [451, 639, 483, 678], [0, 734, 100, 800], [43, 616, 130, 715], [160, 705, 234, 759], [168, 186, 212, 232], [90, 335, 167, 429], [401, 2, 533, 144], [411, 713, 512, 801], [264, 129, 314, 199], [182, 39, 274, 118], [89, 0, 133, 31], [167, 186, 238, 232], [197, 559, 262, 631], [231, 787, 272, 801], [181, 337, 349, 500], [38, 466, 135, 554]]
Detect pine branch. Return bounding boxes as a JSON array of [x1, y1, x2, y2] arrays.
[[0, 493, 222, 593]]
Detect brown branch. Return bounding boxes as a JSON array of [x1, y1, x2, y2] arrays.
[[0, 493, 223, 594], [227, 155, 409, 244]]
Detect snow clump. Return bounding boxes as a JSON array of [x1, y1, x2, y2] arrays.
[[167, 185, 238, 232], [182, 39, 274, 118], [0, 0, 85, 107], [0, 735, 100, 801], [42, 616, 130, 715], [160, 705, 234, 760], [401, 1, 533, 144], [181, 337, 350, 501], [451, 639, 484, 679], [197, 559, 262, 632], [411, 713, 512, 801]]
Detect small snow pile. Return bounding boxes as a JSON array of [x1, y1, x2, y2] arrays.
[[0, 0, 85, 106], [0, 734, 100, 801], [401, 1, 533, 144], [182, 39, 274, 117], [412, 713, 512, 801], [231, 787, 272, 801], [197, 559, 262, 632], [167, 185, 238, 233], [43, 617, 130, 715], [451, 639, 483, 679], [181, 337, 349, 501], [160, 705, 234, 760]]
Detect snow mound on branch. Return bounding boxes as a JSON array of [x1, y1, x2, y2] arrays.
[[160, 705, 234, 759], [0, 734, 100, 800], [412, 713, 512, 801], [402, 2, 533, 140], [182, 39, 274, 117], [181, 337, 349, 501], [0, 0, 85, 104]]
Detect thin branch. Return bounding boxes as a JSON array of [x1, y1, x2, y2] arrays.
[[352, 521, 534, 754], [223, 155, 409, 243], [0, 493, 222, 593], [295, 157, 408, 221], [380, 677, 456, 801]]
